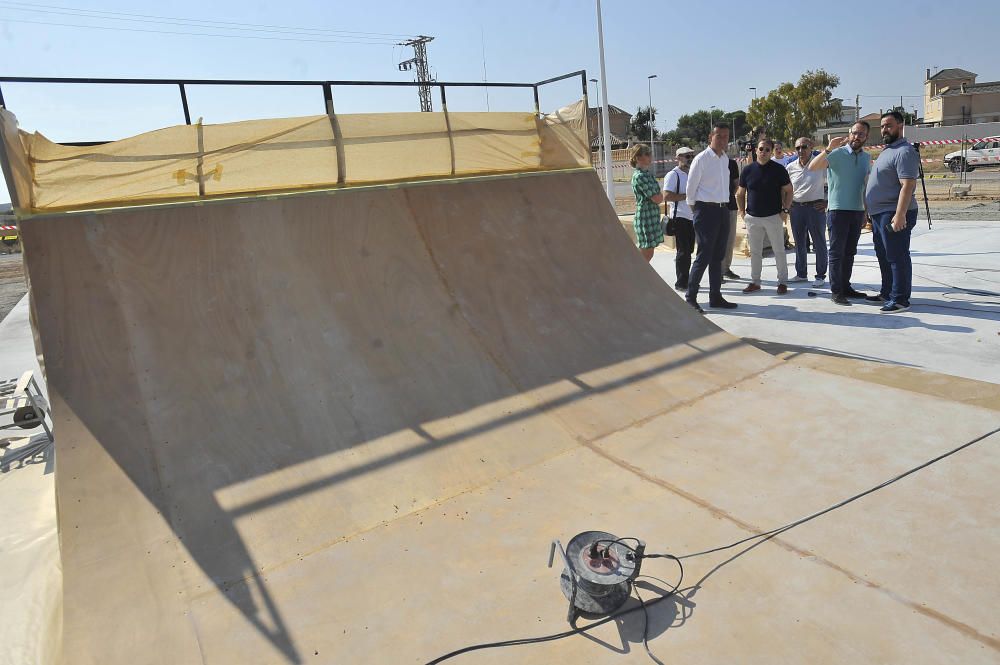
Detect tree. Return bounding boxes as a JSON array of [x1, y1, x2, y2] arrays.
[[721, 110, 749, 141], [628, 105, 658, 143], [887, 106, 917, 125], [663, 108, 747, 146], [747, 70, 842, 144]]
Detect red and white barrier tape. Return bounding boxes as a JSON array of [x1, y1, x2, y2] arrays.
[[866, 136, 1000, 150], [0, 226, 16, 231]]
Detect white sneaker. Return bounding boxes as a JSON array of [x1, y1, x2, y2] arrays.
[[789, 275, 808, 282], [812, 278, 825, 287]]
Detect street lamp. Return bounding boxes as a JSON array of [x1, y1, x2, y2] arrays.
[[589, 78, 602, 171], [646, 74, 657, 145], [647, 74, 657, 170], [749, 87, 757, 103], [709, 105, 716, 140]]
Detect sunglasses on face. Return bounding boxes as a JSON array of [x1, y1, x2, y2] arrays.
[[796, 145, 811, 150], [758, 147, 772, 153]]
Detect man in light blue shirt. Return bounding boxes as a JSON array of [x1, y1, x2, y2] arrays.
[[865, 111, 920, 313], [808, 121, 872, 305]]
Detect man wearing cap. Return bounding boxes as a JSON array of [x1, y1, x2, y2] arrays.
[[808, 122, 872, 306], [786, 137, 827, 287], [684, 123, 738, 313], [662, 147, 696, 290]]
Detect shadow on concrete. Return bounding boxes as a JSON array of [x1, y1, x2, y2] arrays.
[[743, 338, 921, 368], [0, 432, 52, 474], [573, 576, 693, 664], [708, 302, 974, 333]]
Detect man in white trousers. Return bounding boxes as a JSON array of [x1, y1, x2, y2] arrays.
[[736, 138, 793, 295]]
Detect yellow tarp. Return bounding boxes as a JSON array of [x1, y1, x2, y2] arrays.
[[1, 99, 588, 213]]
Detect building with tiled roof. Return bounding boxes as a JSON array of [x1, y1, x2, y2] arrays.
[[924, 67, 1000, 126], [587, 105, 632, 148]]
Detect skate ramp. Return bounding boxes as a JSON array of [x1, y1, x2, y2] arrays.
[[19, 168, 1000, 664]]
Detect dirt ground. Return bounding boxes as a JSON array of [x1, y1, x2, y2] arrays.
[[925, 199, 1000, 221], [0, 252, 26, 324]]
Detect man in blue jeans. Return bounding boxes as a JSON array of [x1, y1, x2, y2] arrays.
[[786, 137, 827, 287], [864, 111, 919, 313], [808, 122, 872, 306]]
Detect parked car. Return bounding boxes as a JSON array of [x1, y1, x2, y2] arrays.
[[944, 139, 1000, 172]]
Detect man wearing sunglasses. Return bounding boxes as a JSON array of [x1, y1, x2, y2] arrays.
[[808, 122, 872, 306], [736, 138, 793, 294], [786, 138, 828, 287]]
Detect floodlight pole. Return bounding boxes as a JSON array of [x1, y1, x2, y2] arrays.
[[595, 0, 614, 204]]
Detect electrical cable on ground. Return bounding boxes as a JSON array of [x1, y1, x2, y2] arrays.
[[423, 423, 1000, 664], [424, 555, 683, 665]]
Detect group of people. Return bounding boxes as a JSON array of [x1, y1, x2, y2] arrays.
[[630, 111, 921, 314]]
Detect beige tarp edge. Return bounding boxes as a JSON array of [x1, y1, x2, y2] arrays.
[[3, 99, 588, 213], [0, 108, 33, 211]]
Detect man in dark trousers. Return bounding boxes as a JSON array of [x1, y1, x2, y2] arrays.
[[808, 122, 872, 305], [684, 123, 738, 313], [865, 111, 920, 313], [662, 147, 697, 290]]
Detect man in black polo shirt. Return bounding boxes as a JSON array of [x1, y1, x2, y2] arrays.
[[736, 138, 793, 294]]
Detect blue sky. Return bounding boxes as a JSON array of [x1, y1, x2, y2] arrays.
[[3, 0, 1000, 204]]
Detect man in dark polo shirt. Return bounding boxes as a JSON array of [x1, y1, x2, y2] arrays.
[[736, 138, 793, 294]]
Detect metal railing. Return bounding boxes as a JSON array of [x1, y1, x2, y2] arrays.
[[0, 70, 589, 146]]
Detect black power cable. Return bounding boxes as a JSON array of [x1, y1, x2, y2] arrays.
[[423, 423, 1000, 664], [424, 556, 683, 665]]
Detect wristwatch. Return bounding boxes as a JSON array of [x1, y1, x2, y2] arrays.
[[781, 207, 789, 214]]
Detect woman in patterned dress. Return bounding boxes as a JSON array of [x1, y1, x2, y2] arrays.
[[630, 144, 664, 261]]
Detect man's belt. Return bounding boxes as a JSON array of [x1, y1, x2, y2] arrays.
[[694, 201, 728, 208], [792, 199, 825, 206]]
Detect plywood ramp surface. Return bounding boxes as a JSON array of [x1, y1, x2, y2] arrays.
[[20, 170, 1000, 664]]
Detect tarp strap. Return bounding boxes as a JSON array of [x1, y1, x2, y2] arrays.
[[323, 84, 347, 186]]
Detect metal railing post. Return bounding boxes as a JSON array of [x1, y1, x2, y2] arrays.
[[440, 85, 456, 175], [178, 83, 192, 125]]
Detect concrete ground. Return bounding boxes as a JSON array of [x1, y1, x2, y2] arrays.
[[0, 295, 58, 665], [650, 219, 1000, 385]]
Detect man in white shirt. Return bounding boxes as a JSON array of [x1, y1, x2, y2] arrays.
[[662, 147, 696, 291], [684, 123, 737, 312], [786, 137, 828, 286]]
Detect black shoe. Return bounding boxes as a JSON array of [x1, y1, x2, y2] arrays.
[[724, 270, 741, 280], [674, 282, 688, 291], [865, 293, 887, 303], [709, 298, 738, 309], [844, 287, 868, 299], [686, 299, 705, 314], [879, 302, 911, 314], [831, 294, 851, 306]]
